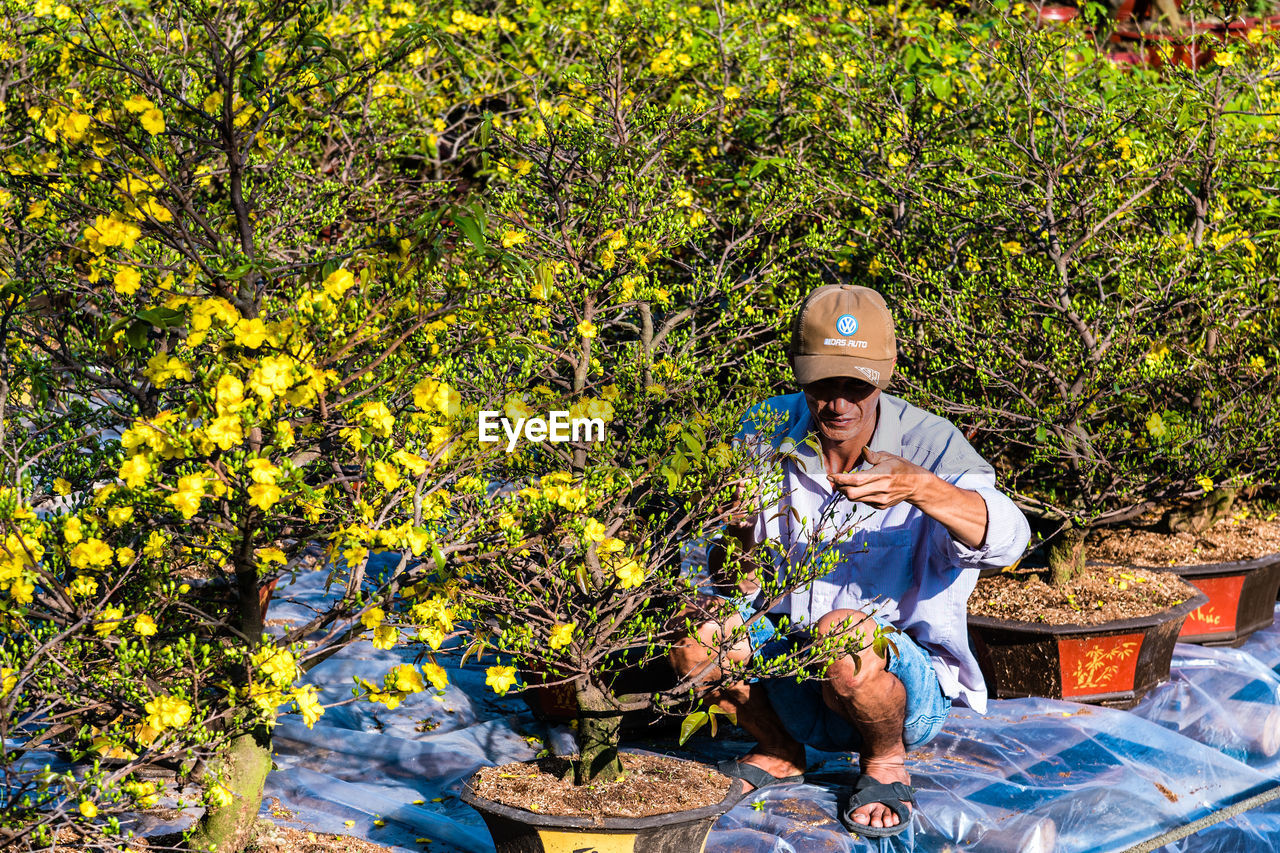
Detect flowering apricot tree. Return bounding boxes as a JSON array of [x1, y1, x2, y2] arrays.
[[0, 1, 492, 850]]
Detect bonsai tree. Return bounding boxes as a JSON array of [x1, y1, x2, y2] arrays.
[[793, 6, 1280, 584], [0, 1, 492, 849], [428, 6, 901, 787]]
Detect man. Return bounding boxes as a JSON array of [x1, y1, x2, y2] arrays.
[[672, 284, 1030, 838]]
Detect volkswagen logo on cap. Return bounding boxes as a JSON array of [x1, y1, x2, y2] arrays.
[[835, 314, 858, 336]]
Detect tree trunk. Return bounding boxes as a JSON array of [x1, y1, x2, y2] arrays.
[[1161, 488, 1237, 535], [1047, 525, 1087, 587], [185, 724, 273, 852], [575, 683, 624, 785]]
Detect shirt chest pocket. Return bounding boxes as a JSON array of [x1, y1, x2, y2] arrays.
[[824, 527, 914, 623]]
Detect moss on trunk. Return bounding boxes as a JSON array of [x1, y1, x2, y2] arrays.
[[575, 683, 624, 785], [185, 724, 273, 853], [1048, 525, 1088, 587]]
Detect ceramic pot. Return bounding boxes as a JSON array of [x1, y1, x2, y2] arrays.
[[968, 590, 1207, 709], [461, 768, 744, 853]]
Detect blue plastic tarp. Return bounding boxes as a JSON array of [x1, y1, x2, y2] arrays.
[[148, 567, 1280, 852]]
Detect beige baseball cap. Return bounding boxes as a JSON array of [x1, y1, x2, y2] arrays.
[[788, 284, 896, 389]]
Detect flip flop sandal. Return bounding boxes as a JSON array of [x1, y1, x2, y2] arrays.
[[716, 758, 805, 790], [840, 775, 916, 838]]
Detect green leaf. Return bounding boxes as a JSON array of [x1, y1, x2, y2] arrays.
[[930, 74, 952, 101], [679, 711, 709, 746], [452, 213, 486, 253], [431, 543, 446, 571]]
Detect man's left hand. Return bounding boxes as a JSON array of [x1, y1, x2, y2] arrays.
[[827, 448, 924, 509]]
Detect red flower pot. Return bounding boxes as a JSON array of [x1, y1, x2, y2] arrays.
[[968, 591, 1207, 709]]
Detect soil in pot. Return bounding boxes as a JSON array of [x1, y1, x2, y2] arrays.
[[471, 753, 732, 818], [968, 566, 1205, 707], [1089, 515, 1280, 567], [969, 564, 1198, 625]]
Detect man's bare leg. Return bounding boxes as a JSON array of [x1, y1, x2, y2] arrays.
[[815, 609, 911, 831], [669, 613, 805, 790]]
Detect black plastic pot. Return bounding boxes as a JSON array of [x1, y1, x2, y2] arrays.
[[968, 591, 1208, 709], [460, 767, 744, 853], [1161, 553, 1280, 646]]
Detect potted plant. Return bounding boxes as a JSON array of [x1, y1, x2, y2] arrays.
[[1089, 493, 1280, 646], [413, 17, 893, 851], [802, 11, 1279, 706]]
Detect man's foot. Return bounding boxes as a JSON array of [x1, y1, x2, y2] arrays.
[[845, 759, 912, 830], [718, 745, 806, 793]]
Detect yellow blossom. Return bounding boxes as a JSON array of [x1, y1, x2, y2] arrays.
[[295, 685, 324, 728], [485, 665, 518, 696], [372, 624, 399, 649], [145, 694, 192, 730], [234, 318, 268, 349], [423, 662, 448, 691], [614, 558, 645, 589], [94, 606, 124, 636], [139, 107, 165, 135], [248, 482, 283, 510], [361, 606, 386, 630], [118, 454, 151, 488], [113, 266, 142, 295], [79, 800, 98, 819], [134, 614, 158, 636], [70, 538, 113, 569], [576, 320, 597, 339], [391, 664, 425, 693], [548, 622, 576, 650]]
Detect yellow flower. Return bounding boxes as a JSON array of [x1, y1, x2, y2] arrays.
[[1146, 412, 1168, 441], [361, 401, 395, 437], [54, 478, 72, 496], [206, 784, 233, 808], [69, 575, 98, 597], [116, 546, 136, 565], [501, 230, 528, 248], [257, 546, 286, 566], [63, 516, 84, 543], [423, 662, 448, 691], [392, 449, 428, 476], [485, 665, 518, 696], [70, 538, 113, 569], [247, 457, 280, 484], [361, 606, 386, 630], [1, 667, 17, 696], [582, 518, 606, 543], [134, 614, 158, 636], [723, 86, 741, 100], [113, 266, 142, 296], [145, 694, 192, 730], [372, 624, 399, 649], [248, 482, 283, 510], [215, 374, 245, 413], [322, 268, 355, 299], [1000, 241, 1023, 255], [294, 685, 324, 728], [234, 318, 268, 349], [118, 454, 151, 488], [1196, 476, 1214, 492], [139, 107, 165, 135], [207, 415, 243, 451], [373, 460, 401, 491], [548, 622, 576, 650], [94, 606, 125, 636], [576, 320, 598, 339], [79, 800, 98, 819], [614, 558, 645, 589], [390, 664, 425, 693], [122, 95, 154, 113]]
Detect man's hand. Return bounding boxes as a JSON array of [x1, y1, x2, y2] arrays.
[[826, 448, 924, 509], [829, 448, 990, 549]]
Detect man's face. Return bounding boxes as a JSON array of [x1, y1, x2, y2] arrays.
[[801, 376, 880, 444]]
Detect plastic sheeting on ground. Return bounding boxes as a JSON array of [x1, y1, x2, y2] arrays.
[[191, 568, 1280, 852]]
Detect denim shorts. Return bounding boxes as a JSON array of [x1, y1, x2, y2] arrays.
[[750, 611, 951, 753]]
